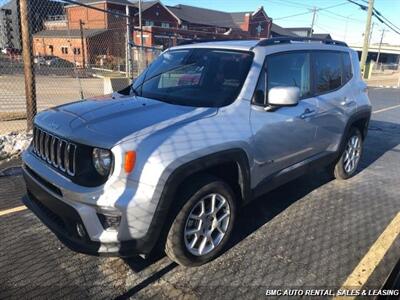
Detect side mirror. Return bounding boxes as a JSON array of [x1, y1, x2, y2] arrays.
[[267, 86, 300, 107]]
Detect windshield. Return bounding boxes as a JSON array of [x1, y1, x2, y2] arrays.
[[132, 48, 253, 107]]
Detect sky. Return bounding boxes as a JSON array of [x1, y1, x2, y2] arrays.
[[162, 0, 400, 45], [1, 0, 399, 45]]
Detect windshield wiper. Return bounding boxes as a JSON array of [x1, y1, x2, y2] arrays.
[[131, 86, 139, 96]]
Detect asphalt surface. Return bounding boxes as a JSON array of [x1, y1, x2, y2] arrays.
[[0, 75, 104, 134], [0, 87, 399, 299], [0, 75, 103, 113]]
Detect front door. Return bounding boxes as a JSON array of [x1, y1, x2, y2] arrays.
[[250, 50, 319, 187]]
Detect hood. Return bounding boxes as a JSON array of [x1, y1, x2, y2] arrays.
[[34, 93, 218, 149]]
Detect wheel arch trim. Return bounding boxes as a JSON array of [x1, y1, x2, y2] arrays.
[[339, 108, 371, 154], [140, 148, 251, 254]]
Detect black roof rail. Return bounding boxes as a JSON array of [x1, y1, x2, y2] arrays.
[[177, 38, 256, 46], [256, 37, 348, 47], [177, 39, 228, 46]]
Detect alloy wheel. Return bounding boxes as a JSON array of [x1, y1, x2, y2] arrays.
[[184, 193, 231, 256], [343, 135, 362, 174]]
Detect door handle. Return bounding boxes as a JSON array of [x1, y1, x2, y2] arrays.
[[299, 108, 316, 119], [341, 97, 356, 106]]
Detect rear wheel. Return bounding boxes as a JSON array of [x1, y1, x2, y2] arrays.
[[165, 176, 236, 267], [334, 127, 363, 180]]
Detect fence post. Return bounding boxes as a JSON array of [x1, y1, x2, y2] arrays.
[[79, 19, 86, 68], [125, 5, 132, 78], [19, 0, 36, 131]]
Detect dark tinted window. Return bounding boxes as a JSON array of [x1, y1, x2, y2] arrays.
[[342, 52, 353, 83], [253, 64, 267, 105], [314, 51, 342, 93], [267, 52, 311, 99]]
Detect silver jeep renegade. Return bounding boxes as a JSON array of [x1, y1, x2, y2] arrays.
[[22, 37, 371, 266]]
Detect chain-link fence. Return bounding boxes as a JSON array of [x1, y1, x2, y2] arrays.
[[373, 62, 399, 72], [366, 61, 400, 87], [0, 0, 261, 135], [1, 0, 250, 135], [0, 0, 165, 134]]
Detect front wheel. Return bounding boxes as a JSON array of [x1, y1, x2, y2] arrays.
[[165, 176, 236, 267], [334, 127, 363, 180]]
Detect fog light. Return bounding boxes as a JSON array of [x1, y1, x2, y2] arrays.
[[97, 213, 121, 231], [76, 223, 86, 237]]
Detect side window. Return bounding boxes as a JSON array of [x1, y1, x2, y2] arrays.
[[314, 52, 342, 94], [342, 52, 353, 84], [267, 52, 311, 99], [253, 64, 267, 106]]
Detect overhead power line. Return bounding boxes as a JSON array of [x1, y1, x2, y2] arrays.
[[274, 11, 313, 21], [372, 8, 400, 32], [346, 0, 400, 35], [320, 10, 364, 23], [275, 2, 349, 20], [267, 0, 313, 9], [347, 0, 368, 10]]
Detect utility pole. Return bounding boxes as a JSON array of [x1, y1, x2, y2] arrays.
[[309, 7, 317, 37], [344, 15, 351, 41], [79, 20, 86, 68], [360, 0, 375, 77], [368, 22, 376, 45], [376, 28, 385, 67], [19, 0, 36, 131]]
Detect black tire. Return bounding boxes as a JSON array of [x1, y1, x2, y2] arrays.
[[165, 175, 236, 267], [334, 127, 363, 180]]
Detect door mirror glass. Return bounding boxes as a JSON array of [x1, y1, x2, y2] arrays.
[[268, 86, 300, 107]]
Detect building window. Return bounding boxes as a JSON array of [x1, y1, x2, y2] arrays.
[[145, 20, 154, 26], [73, 47, 81, 55], [181, 24, 188, 30], [161, 22, 169, 28], [61, 46, 68, 54]]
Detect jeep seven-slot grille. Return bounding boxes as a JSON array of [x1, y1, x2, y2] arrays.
[[32, 126, 77, 176]]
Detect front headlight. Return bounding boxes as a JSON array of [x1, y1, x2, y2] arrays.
[[92, 148, 112, 176]]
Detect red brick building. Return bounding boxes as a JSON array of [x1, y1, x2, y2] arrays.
[[133, 3, 275, 48], [33, 0, 296, 67], [33, 0, 135, 67]]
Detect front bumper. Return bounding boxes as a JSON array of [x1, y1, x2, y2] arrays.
[[22, 165, 156, 257]]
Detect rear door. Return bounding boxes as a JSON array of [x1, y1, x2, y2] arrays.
[[250, 51, 320, 186], [312, 51, 356, 152]]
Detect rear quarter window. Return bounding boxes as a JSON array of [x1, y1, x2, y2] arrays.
[[314, 51, 342, 94], [342, 52, 353, 84]]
